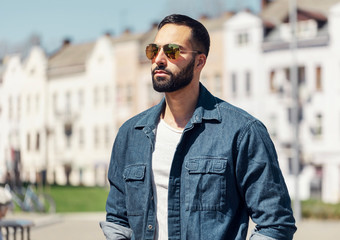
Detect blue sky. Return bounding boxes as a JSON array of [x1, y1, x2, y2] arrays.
[[0, 0, 261, 53]]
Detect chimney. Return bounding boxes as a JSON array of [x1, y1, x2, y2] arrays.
[[104, 31, 113, 37], [262, 0, 271, 10], [62, 38, 71, 47]]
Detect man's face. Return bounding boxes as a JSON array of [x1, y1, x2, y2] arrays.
[[151, 24, 197, 93]]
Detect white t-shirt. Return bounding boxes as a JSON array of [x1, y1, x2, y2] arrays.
[[152, 119, 183, 240]]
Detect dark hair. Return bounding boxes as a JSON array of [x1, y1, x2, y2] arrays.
[[158, 14, 210, 57]]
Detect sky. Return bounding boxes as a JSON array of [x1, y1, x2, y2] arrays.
[[0, 0, 262, 55]]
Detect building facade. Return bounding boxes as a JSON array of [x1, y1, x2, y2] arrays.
[[1, 1, 340, 203], [225, 0, 340, 203]]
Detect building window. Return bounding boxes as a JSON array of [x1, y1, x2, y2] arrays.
[[36, 94, 40, 113], [236, 32, 249, 47], [17, 96, 21, 120], [94, 127, 99, 147], [27, 133, 30, 151], [78, 89, 84, 108], [245, 71, 251, 96], [65, 92, 71, 113], [94, 87, 99, 106], [105, 125, 111, 147], [36, 133, 40, 151], [27, 95, 30, 114], [104, 86, 110, 104], [53, 93, 58, 114], [310, 113, 323, 138], [315, 65, 322, 91], [298, 66, 306, 85], [79, 128, 84, 147], [269, 70, 276, 92], [231, 73, 237, 97], [8, 96, 13, 120]]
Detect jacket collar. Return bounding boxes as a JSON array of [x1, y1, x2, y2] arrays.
[[134, 83, 222, 130]]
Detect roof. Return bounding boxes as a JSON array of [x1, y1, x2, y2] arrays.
[[48, 42, 95, 69], [47, 42, 95, 78]]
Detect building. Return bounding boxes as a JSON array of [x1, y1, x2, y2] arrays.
[[225, 0, 340, 203], [1, 2, 340, 203]]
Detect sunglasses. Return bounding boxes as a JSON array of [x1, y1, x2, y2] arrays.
[[145, 43, 201, 60]]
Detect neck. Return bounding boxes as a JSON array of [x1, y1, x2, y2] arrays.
[[162, 82, 200, 130]]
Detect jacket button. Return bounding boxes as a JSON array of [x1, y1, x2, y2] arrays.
[[148, 225, 153, 230]]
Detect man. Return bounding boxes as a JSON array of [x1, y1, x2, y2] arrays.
[[101, 14, 296, 240]]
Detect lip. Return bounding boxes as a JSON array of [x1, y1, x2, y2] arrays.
[[154, 70, 169, 77]]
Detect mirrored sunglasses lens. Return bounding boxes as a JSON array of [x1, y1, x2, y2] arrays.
[[164, 44, 180, 59], [146, 44, 158, 60]]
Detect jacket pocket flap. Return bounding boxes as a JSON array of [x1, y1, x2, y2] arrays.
[[185, 158, 227, 174], [123, 165, 146, 181]]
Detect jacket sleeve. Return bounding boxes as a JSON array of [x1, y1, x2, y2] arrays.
[[100, 221, 133, 240], [235, 120, 297, 240], [102, 129, 132, 240]]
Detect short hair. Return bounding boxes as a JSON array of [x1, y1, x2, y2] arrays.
[[158, 14, 210, 57]]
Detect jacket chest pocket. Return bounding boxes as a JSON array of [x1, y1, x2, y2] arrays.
[[184, 157, 227, 211], [123, 164, 147, 216]]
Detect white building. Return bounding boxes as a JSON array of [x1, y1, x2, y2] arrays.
[[225, 0, 340, 203], [1, 1, 340, 203]]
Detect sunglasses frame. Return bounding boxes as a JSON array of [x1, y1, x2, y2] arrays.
[[145, 43, 201, 60]]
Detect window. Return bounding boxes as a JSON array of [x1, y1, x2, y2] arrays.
[[245, 71, 251, 96], [94, 127, 99, 147], [78, 89, 84, 108], [36, 94, 40, 112], [8, 96, 12, 120], [94, 87, 99, 106], [36, 133, 40, 151], [105, 125, 111, 147], [298, 66, 306, 85], [314, 113, 323, 138], [288, 106, 303, 124], [53, 93, 58, 114], [236, 32, 249, 47], [17, 96, 21, 120], [65, 92, 71, 113], [104, 86, 110, 104], [231, 73, 237, 97], [79, 128, 84, 147], [27, 133, 31, 151], [27, 95, 30, 114], [315, 66, 322, 91], [269, 70, 276, 92]]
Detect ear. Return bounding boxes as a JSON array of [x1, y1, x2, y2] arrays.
[[196, 54, 206, 70]]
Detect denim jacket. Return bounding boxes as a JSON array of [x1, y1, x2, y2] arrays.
[[101, 84, 296, 240]]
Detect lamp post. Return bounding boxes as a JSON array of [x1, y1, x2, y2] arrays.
[[289, 0, 301, 222]]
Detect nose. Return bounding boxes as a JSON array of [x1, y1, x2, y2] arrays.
[[153, 47, 167, 66]]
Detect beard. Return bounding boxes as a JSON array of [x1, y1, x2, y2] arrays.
[[151, 57, 195, 93]]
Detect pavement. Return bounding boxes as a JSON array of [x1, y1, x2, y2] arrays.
[[2, 211, 340, 239]]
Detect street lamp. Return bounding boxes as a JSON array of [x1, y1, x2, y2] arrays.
[[289, 0, 302, 222]]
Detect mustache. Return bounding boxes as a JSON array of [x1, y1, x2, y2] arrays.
[[152, 66, 172, 75]]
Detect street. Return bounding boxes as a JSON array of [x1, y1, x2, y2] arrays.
[[2, 212, 340, 239]]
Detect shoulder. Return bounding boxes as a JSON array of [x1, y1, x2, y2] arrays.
[[118, 102, 162, 134], [217, 99, 259, 125]]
